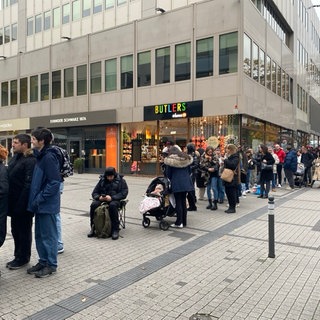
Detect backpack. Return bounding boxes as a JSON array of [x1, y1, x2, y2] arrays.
[[51, 145, 74, 178], [93, 203, 111, 238]]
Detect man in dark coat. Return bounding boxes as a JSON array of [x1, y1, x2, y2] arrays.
[[88, 167, 128, 240], [283, 145, 297, 190], [7, 134, 36, 270], [301, 145, 314, 186]]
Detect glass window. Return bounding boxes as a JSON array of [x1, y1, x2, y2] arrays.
[[105, 58, 117, 92], [53, 7, 61, 27], [266, 55, 271, 90], [64, 67, 74, 97], [4, 26, 10, 43], [35, 14, 42, 33], [41, 73, 49, 101], [271, 60, 276, 93], [259, 48, 265, 85], [138, 51, 151, 87], [27, 17, 33, 36], [52, 70, 61, 99], [63, 4, 70, 24], [20, 78, 28, 104], [93, 0, 102, 13], [11, 23, 17, 41], [121, 55, 133, 89], [105, 0, 115, 9], [0, 29, 3, 45], [196, 37, 213, 78], [281, 70, 286, 99], [156, 47, 170, 84], [72, 0, 81, 21], [243, 33, 251, 77], [118, 0, 126, 5], [10, 80, 17, 105], [90, 62, 101, 94], [252, 42, 258, 81], [77, 65, 87, 96], [1, 82, 8, 107], [30, 75, 38, 102], [44, 11, 51, 30], [175, 42, 191, 81], [285, 73, 289, 101], [277, 64, 281, 97], [82, 0, 91, 17], [219, 32, 238, 75]]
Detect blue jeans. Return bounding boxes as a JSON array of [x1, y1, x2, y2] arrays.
[[57, 182, 64, 249], [207, 176, 218, 200], [35, 213, 58, 268], [217, 177, 225, 200]]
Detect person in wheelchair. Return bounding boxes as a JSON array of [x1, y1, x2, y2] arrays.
[[88, 167, 128, 240]]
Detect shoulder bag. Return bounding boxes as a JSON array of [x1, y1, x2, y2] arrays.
[[221, 168, 235, 183]]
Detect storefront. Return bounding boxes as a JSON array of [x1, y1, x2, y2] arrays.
[[30, 110, 117, 173]]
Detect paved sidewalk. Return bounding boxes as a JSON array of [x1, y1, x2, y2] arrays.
[[0, 174, 319, 320]]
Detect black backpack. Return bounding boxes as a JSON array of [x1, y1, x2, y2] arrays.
[[51, 145, 74, 178]]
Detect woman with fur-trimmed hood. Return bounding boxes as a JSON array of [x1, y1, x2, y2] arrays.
[[311, 157, 320, 188], [164, 146, 194, 228]]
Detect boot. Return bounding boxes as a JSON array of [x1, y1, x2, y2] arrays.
[[310, 180, 315, 188], [206, 199, 212, 209], [211, 200, 218, 210], [87, 224, 95, 238]]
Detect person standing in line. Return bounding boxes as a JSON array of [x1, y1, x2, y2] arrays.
[[274, 144, 286, 187], [283, 145, 297, 190], [164, 146, 194, 228], [6, 134, 36, 270], [27, 128, 62, 278], [301, 145, 314, 186], [223, 144, 239, 214], [186, 143, 199, 211], [195, 147, 206, 200], [0, 145, 9, 262], [267, 146, 279, 192]]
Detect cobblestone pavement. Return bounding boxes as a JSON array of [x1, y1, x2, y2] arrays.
[[0, 174, 319, 320]]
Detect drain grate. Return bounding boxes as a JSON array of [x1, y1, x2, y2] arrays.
[[189, 314, 218, 320]]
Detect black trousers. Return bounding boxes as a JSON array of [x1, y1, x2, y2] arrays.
[[276, 163, 283, 185], [90, 200, 120, 232], [174, 191, 187, 226], [11, 213, 33, 263], [225, 186, 237, 210]]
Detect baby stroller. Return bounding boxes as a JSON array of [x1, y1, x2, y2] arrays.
[[139, 176, 175, 230], [294, 163, 305, 188]]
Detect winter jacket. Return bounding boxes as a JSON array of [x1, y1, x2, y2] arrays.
[[301, 151, 314, 168], [283, 149, 297, 173], [0, 161, 9, 247], [164, 153, 194, 193], [274, 148, 286, 164], [27, 146, 62, 215], [199, 152, 220, 180], [223, 153, 239, 187], [92, 173, 128, 202], [260, 152, 275, 182], [8, 149, 36, 217]]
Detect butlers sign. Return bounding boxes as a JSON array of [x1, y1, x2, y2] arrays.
[[144, 100, 203, 121]]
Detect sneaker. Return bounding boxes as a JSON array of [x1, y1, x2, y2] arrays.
[[58, 247, 64, 254], [170, 223, 183, 228], [278, 184, 282, 188], [27, 263, 45, 275], [242, 192, 246, 197], [245, 190, 251, 193], [111, 230, 119, 240], [8, 260, 29, 270], [6, 259, 16, 268], [34, 266, 56, 278], [187, 206, 197, 211]]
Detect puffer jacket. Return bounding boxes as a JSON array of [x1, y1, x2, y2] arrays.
[[27, 146, 62, 215], [284, 149, 297, 173], [164, 153, 194, 193], [92, 173, 128, 201], [0, 161, 9, 247], [8, 149, 36, 217]]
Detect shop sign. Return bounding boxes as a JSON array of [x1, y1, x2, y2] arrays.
[[30, 110, 116, 129], [144, 100, 203, 121], [0, 118, 30, 131]]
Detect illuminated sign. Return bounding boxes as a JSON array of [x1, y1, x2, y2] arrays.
[[144, 100, 203, 121]]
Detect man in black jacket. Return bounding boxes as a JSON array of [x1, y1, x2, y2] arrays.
[[88, 167, 128, 240], [6, 134, 36, 270], [301, 146, 314, 186]]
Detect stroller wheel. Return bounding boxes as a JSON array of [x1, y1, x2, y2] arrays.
[[159, 220, 170, 231], [142, 218, 150, 228]]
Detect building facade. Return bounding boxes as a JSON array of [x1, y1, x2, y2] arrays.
[[0, 0, 320, 175]]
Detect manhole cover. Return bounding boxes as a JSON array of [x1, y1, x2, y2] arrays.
[[189, 314, 217, 320]]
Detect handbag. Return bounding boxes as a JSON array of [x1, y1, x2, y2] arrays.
[[221, 168, 235, 182], [261, 162, 273, 171]]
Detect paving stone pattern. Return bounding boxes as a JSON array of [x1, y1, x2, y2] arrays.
[[0, 174, 319, 320]]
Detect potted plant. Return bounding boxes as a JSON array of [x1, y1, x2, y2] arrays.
[[73, 157, 84, 174]]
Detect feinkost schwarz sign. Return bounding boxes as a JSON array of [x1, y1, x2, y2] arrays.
[[144, 100, 203, 121]]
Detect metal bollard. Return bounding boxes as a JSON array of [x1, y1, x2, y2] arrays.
[[268, 196, 275, 258]]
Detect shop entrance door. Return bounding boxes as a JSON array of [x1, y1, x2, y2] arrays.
[[69, 140, 81, 163], [159, 118, 188, 150]]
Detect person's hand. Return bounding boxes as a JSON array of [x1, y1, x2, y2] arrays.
[[208, 168, 214, 172]]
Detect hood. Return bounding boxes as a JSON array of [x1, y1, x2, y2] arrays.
[[164, 154, 193, 168]]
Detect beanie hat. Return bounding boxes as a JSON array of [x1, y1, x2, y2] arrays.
[[104, 167, 116, 177]]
